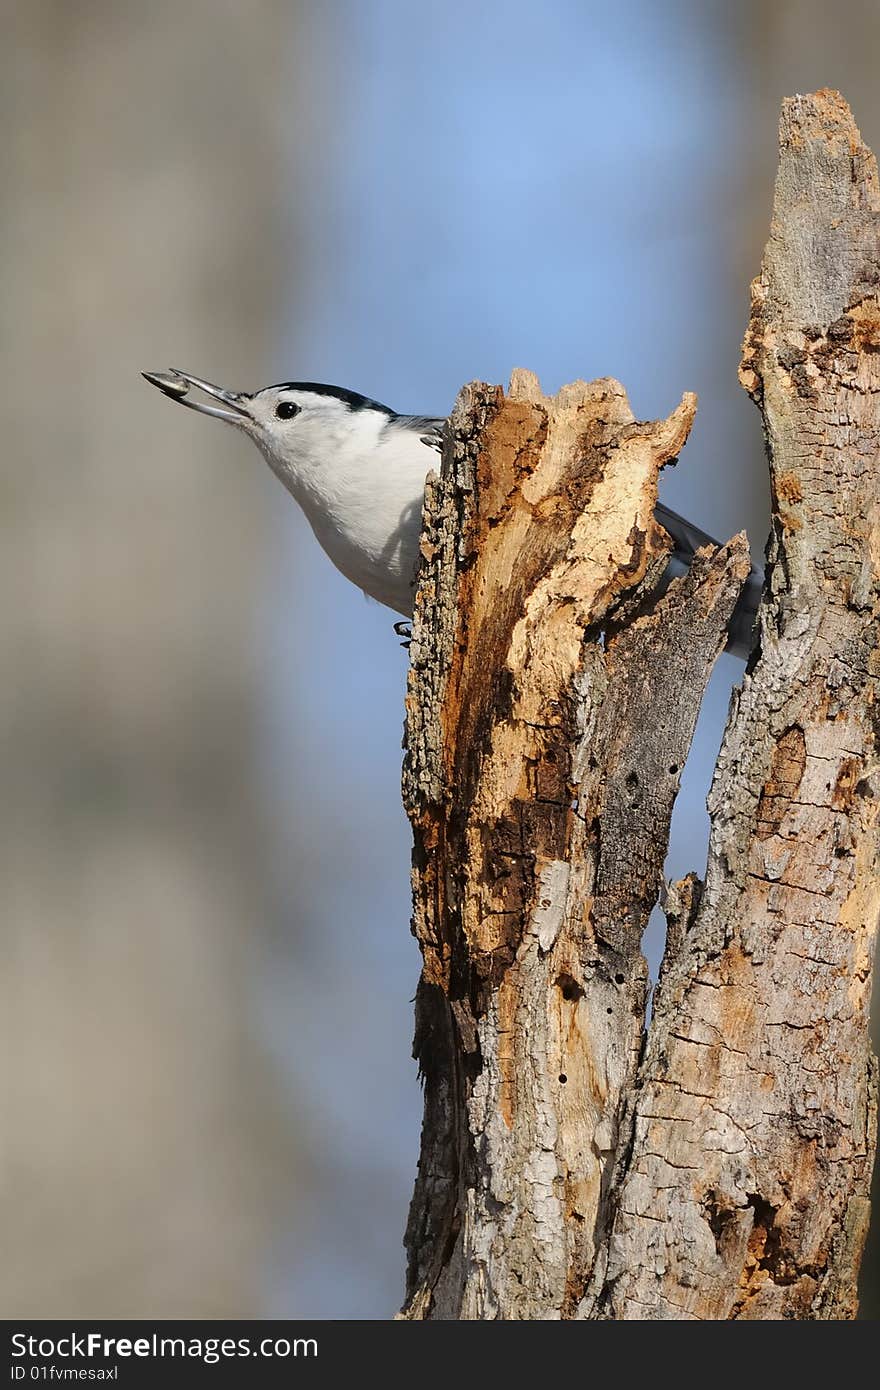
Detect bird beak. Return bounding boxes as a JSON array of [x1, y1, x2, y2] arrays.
[[142, 368, 253, 425]]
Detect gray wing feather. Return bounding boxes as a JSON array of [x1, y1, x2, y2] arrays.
[[399, 415, 446, 451]]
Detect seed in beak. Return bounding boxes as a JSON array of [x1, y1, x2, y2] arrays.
[[142, 369, 191, 401], [142, 368, 251, 424]]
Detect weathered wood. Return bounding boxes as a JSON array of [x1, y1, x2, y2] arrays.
[[582, 89, 880, 1322], [401, 90, 879, 1322], [401, 372, 749, 1319], [581, 86, 873, 1323]]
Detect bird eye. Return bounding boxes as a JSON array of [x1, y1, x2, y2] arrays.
[[275, 400, 300, 420]]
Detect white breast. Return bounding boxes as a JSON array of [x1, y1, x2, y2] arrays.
[[273, 418, 435, 616]]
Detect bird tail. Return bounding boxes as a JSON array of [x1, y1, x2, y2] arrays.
[[654, 502, 763, 661], [725, 564, 763, 660]]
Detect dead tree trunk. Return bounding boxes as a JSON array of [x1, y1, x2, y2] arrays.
[[401, 89, 879, 1320]]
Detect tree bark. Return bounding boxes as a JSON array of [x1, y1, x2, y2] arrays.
[[400, 89, 879, 1320]]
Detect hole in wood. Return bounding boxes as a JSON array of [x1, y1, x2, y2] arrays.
[[556, 972, 583, 1002]]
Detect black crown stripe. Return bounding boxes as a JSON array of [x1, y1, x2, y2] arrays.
[[267, 383, 396, 416]]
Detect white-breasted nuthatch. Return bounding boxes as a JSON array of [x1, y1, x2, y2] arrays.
[[142, 369, 762, 658]]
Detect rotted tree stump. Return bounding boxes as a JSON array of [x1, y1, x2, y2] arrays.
[[400, 90, 879, 1320]]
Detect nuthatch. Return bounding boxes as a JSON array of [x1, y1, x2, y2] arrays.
[[143, 368, 761, 656]]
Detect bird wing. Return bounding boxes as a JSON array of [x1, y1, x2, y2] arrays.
[[399, 416, 446, 451], [655, 502, 731, 566]]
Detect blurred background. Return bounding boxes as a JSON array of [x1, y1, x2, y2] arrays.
[[1, 0, 877, 1319]]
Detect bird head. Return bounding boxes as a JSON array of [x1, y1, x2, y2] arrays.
[[142, 368, 395, 488]]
